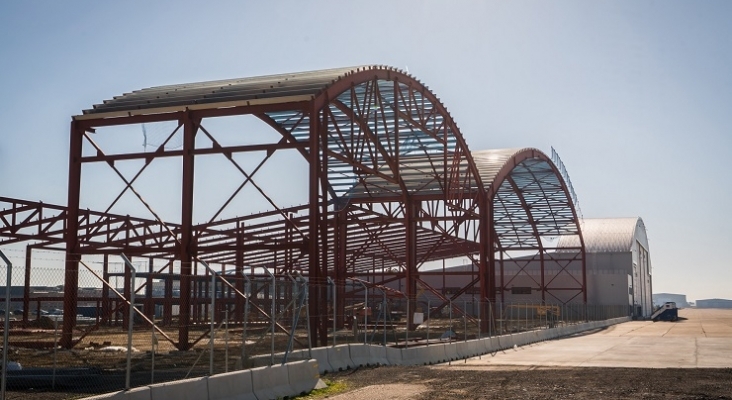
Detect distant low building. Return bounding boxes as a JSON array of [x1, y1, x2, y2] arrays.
[[696, 298, 732, 309], [653, 293, 688, 308]]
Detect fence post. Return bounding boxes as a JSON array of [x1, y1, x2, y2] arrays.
[[426, 299, 430, 345], [262, 267, 276, 365], [0, 250, 10, 400], [327, 277, 336, 346], [463, 300, 468, 342], [120, 254, 137, 391], [241, 271, 251, 367], [53, 319, 58, 389], [151, 322, 156, 384], [225, 308, 229, 373], [209, 265, 216, 376]]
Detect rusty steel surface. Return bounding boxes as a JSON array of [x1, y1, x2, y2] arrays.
[[1, 65, 587, 349]]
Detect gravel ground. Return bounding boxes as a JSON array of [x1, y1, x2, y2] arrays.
[[316, 365, 732, 399]]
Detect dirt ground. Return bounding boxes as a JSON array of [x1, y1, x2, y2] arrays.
[[317, 365, 732, 400]]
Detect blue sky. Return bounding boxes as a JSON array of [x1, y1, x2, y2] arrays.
[[1, 1, 731, 301]]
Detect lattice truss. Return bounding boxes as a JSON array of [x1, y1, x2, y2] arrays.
[[493, 158, 584, 303]]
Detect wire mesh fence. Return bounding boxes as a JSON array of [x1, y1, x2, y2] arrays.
[[0, 249, 632, 400]]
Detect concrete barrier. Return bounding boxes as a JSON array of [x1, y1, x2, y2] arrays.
[[483, 336, 498, 353], [369, 345, 389, 365], [497, 334, 513, 350], [82, 387, 151, 400], [327, 344, 354, 371], [308, 347, 333, 374], [400, 346, 426, 366], [348, 344, 372, 367], [513, 332, 529, 347], [466, 340, 481, 358], [149, 377, 208, 400], [287, 359, 320, 396], [208, 369, 257, 400], [386, 345, 402, 365], [440, 342, 460, 362], [251, 364, 291, 400], [455, 341, 470, 359]]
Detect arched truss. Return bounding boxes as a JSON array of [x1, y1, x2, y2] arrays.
[[2, 66, 584, 349], [474, 148, 586, 305]]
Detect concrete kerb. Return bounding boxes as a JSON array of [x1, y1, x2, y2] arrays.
[[251, 364, 291, 400], [287, 359, 321, 397], [148, 377, 208, 400], [208, 369, 257, 400], [327, 344, 355, 371]]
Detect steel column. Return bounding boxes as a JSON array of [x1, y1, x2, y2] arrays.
[[178, 113, 197, 350], [61, 120, 83, 348], [23, 245, 31, 325], [404, 199, 418, 331], [307, 104, 322, 346]]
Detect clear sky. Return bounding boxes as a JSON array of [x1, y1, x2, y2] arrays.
[[1, 1, 731, 302]]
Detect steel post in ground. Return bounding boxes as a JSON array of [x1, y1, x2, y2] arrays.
[[241, 271, 251, 366], [296, 272, 312, 358], [426, 299, 430, 345], [120, 254, 137, 391], [327, 277, 336, 346], [210, 266, 216, 375], [225, 308, 229, 373], [53, 319, 58, 389], [263, 266, 275, 365], [151, 322, 156, 384], [198, 261, 217, 376], [464, 300, 468, 342], [1, 250, 11, 400], [403, 291, 409, 348]]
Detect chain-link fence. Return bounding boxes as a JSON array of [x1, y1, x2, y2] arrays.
[[0, 248, 632, 400]]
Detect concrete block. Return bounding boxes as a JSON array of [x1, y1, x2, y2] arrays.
[[149, 377, 208, 400], [348, 344, 371, 367], [287, 359, 320, 396], [400, 346, 425, 366], [251, 364, 290, 400], [327, 344, 354, 371], [440, 343, 455, 362], [208, 369, 257, 400], [385, 346, 402, 365], [308, 347, 333, 374], [455, 341, 470, 359], [369, 345, 389, 365], [466, 340, 480, 357]]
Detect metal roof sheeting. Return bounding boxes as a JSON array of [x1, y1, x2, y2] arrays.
[[81, 66, 370, 117], [560, 218, 644, 253]]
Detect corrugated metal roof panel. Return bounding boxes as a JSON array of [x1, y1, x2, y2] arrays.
[[81, 66, 369, 116], [560, 218, 641, 253]]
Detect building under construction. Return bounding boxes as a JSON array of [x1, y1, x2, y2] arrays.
[[0, 65, 652, 352]]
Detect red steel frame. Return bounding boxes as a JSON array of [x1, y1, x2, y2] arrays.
[[0, 66, 586, 350]]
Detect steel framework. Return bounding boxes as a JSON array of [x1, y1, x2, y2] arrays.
[[0, 65, 585, 350]]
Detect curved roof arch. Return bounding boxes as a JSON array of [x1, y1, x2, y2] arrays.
[[472, 148, 584, 249], [81, 65, 484, 203], [560, 217, 647, 253]]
